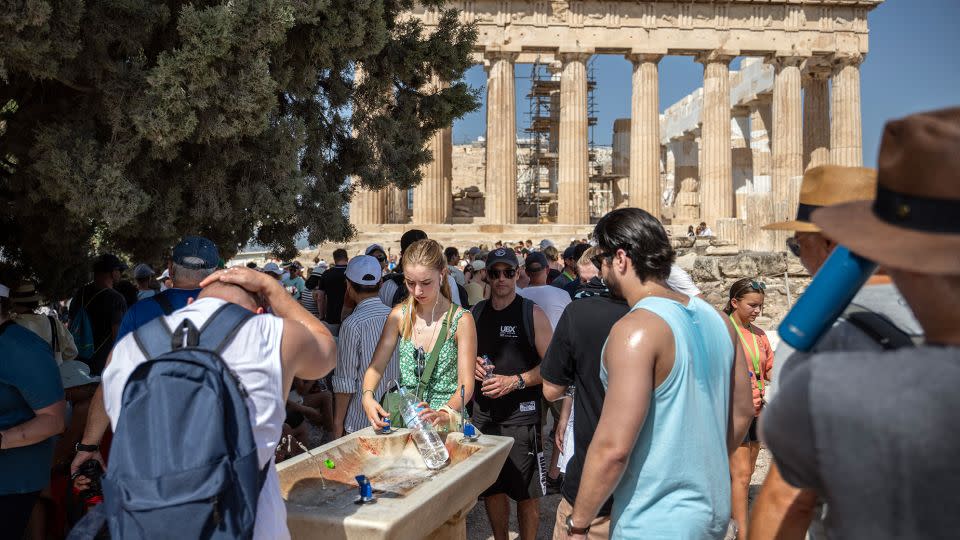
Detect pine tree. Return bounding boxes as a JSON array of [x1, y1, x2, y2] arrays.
[[0, 0, 477, 296]]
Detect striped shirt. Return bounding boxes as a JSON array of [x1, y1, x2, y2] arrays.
[[299, 287, 319, 317], [332, 297, 399, 434]]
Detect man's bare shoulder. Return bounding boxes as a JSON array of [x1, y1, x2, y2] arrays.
[[609, 308, 673, 346]]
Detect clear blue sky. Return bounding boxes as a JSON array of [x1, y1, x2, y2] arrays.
[[452, 0, 960, 167]]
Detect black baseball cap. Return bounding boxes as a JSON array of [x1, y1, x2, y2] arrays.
[[486, 247, 519, 269], [172, 236, 220, 270], [562, 246, 578, 260], [524, 252, 548, 273], [93, 254, 128, 273]]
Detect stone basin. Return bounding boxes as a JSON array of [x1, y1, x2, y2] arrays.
[[277, 427, 513, 539]]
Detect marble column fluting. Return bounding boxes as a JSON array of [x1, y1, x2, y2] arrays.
[[349, 64, 386, 225], [413, 74, 453, 224], [770, 56, 804, 211], [627, 54, 662, 215], [386, 187, 408, 224], [484, 51, 518, 224], [749, 96, 773, 192], [697, 53, 735, 227], [803, 69, 831, 170], [831, 55, 864, 167], [557, 52, 591, 225]]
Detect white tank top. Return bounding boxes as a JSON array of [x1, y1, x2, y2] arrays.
[[103, 297, 289, 540]]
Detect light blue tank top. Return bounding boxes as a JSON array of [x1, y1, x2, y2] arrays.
[[600, 296, 734, 539]]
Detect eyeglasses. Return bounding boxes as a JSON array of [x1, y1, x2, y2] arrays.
[[590, 251, 612, 271], [488, 268, 517, 280], [785, 237, 801, 257]]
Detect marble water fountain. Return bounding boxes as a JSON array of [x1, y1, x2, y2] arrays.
[[277, 427, 513, 539]]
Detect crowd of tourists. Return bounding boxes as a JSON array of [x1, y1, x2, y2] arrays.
[[1, 108, 958, 540]]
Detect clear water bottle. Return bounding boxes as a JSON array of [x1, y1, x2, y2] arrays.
[[396, 386, 449, 470], [480, 355, 495, 380]]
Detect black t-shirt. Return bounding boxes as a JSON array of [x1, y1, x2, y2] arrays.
[[473, 295, 542, 426], [547, 268, 561, 284], [318, 265, 347, 324], [540, 291, 629, 515], [69, 283, 127, 375]]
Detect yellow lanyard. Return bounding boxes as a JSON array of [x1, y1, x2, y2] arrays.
[[730, 314, 764, 393]]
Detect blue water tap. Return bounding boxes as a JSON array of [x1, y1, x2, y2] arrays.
[[355, 475, 375, 504]]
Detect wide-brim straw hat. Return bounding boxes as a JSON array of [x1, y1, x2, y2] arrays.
[[11, 280, 41, 305], [813, 107, 960, 274], [762, 165, 877, 232]]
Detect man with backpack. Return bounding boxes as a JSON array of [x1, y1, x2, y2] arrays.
[[751, 164, 922, 538], [70, 236, 220, 481], [68, 254, 128, 376], [75, 265, 336, 539], [471, 247, 553, 540]]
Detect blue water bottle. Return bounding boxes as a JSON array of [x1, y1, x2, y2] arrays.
[[778, 246, 878, 352]]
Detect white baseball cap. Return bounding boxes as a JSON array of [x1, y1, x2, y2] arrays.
[[157, 269, 170, 281], [471, 260, 486, 271], [345, 255, 382, 286], [262, 262, 283, 276]]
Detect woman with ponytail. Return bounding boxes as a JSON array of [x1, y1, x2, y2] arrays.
[[362, 240, 477, 431], [724, 277, 774, 539]]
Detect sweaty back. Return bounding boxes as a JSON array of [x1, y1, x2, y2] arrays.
[[601, 296, 734, 539]]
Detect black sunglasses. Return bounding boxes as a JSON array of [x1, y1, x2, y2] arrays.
[[785, 237, 801, 257], [590, 251, 612, 271], [488, 268, 517, 280], [373, 254, 387, 263]]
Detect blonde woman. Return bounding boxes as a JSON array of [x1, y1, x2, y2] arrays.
[[362, 240, 477, 430]]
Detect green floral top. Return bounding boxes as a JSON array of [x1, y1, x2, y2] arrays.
[[397, 304, 466, 410]]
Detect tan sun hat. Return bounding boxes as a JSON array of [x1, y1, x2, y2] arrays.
[[762, 165, 877, 232], [813, 107, 960, 274]]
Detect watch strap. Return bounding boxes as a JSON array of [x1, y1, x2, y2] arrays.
[[566, 515, 591, 535], [76, 442, 99, 452]]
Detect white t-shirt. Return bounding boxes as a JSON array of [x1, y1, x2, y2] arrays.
[[667, 265, 702, 297], [517, 284, 571, 330], [102, 298, 290, 540]]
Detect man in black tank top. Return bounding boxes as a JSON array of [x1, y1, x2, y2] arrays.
[[472, 248, 553, 540]]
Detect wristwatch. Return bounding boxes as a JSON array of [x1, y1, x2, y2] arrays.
[[565, 515, 591, 535], [75, 442, 99, 453], [515, 374, 526, 390]]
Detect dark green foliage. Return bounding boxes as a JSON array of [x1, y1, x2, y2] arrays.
[[0, 0, 478, 297]]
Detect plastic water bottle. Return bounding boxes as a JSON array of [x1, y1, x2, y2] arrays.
[[480, 355, 495, 380], [396, 387, 449, 469]]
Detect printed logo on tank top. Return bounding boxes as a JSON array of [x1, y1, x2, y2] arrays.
[[500, 325, 518, 338]]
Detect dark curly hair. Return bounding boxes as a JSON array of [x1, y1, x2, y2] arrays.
[[593, 208, 674, 283]]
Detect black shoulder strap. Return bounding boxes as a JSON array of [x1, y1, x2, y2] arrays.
[[521, 298, 536, 351], [470, 299, 487, 323], [153, 293, 175, 316], [48, 316, 60, 353], [842, 306, 916, 350]]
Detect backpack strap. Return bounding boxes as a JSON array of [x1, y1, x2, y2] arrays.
[[48, 316, 60, 354], [521, 297, 536, 351], [133, 317, 174, 360], [153, 293, 175, 316], [195, 303, 255, 354], [841, 303, 916, 350], [470, 299, 487, 323]]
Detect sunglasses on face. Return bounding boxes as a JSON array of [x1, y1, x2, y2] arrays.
[[591, 251, 612, 271], [786, 237, 801, 257], [488, 268, 517, 280]]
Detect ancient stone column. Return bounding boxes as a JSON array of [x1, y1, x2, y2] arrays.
[[557, 52, 591, 225], [770, 56, 804, 212], [349, 64, 386, 225], [350, 184, 386, 226], [413, 75, 453, 224], [386, 187, 408, 224], [731, 106, 753, 201], [749, 96, 773, 193], [831, 54, 864, 167], [696, 52, 735, 227], [484, 51, 518, 224], [627, 54, 662, 215], [672, 134, 701, 222], [803, 67, 831, 170]]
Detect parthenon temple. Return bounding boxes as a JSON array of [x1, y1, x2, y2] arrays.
[[349, 0, 882, 248]]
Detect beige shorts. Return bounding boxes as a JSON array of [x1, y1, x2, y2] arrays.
[[552, 497, 611, 540]]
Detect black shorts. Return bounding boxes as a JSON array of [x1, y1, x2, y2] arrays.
[[476, 422, 545, 501], [743, 417, 759, 444]]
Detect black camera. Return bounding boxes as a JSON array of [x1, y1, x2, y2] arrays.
[[72, 459, 104, 505]]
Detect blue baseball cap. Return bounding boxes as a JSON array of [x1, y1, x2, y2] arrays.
[[172, 236, 220, 270]]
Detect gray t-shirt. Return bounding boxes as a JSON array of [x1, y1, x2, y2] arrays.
[[769, 283, 921, 402], [762, 345, 960, 540]]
